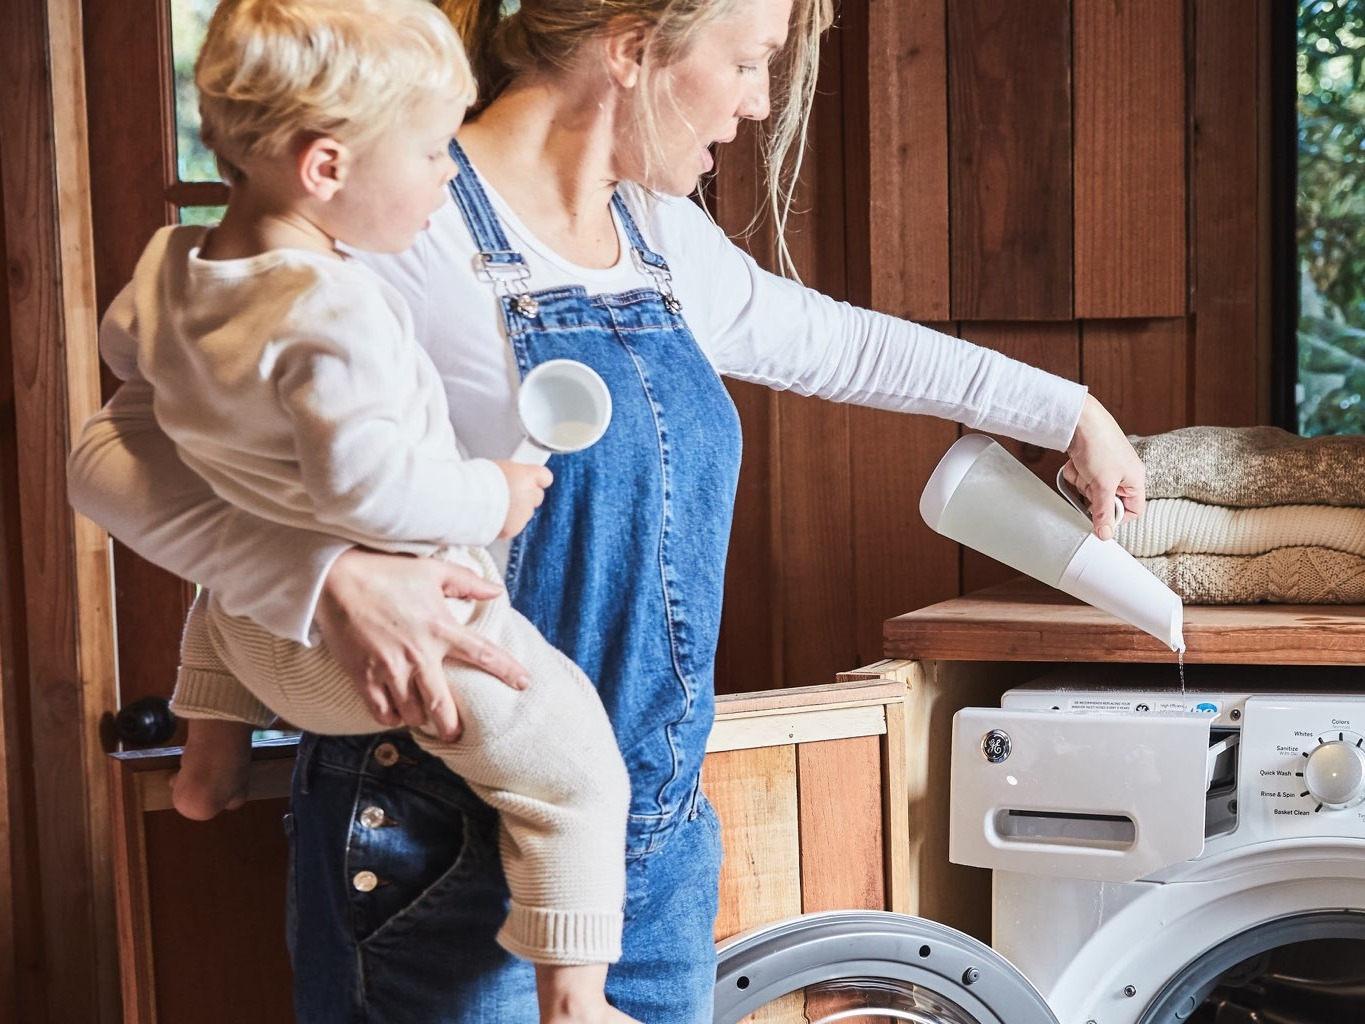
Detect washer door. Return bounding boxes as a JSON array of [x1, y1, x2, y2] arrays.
[[714, 911, 1060, 1024]]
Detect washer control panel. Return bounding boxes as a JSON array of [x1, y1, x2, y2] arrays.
[[1241, 696, 1365, 839], [999, 687, 1365, 845]]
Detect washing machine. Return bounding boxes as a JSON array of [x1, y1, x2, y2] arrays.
[[714, 668, 1365, 1023]]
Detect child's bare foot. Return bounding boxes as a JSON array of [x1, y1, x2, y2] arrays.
[[535, 964, 641, 1024], [170, 719, 253, 820]]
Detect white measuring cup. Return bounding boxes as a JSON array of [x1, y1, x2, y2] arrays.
[[509, 359, 612, 465]]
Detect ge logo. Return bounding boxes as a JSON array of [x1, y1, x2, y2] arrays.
[[1135, 703, 1150, 712], [982, 729, 1012, 764]]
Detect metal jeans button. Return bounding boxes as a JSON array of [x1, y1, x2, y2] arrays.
[[352, 870, 379, 893], [358, 805, 388, 829], [373, 742, 399, 767]]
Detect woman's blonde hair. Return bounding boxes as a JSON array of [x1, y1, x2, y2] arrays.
[[441, 0, 834, 278], [197, 0, 476, 181]]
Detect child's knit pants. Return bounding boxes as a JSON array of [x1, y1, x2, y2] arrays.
[[172, 545, 629, 966]]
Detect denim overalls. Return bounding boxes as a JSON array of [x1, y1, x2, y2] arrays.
[[285, 143, 743, 1023]]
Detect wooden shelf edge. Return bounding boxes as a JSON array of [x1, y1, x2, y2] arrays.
[[885, 579, 1365, 665]]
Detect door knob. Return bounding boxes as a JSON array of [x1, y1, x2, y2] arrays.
[[115, 696, 178, 746]]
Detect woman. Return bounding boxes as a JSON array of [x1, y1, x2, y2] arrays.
[[69, 0, 1146, 1021]]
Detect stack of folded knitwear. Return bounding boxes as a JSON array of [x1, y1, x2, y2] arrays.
[[1115, 425, 1365, 604]]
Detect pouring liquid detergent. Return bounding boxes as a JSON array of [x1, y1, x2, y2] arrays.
[[920, 435, 1187, 690]]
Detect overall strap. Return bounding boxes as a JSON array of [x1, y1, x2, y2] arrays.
[[611, 193, 683, 313], [448, 139, 538, 315]]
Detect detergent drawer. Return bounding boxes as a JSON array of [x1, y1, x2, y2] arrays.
[[950, 707, 1212, 882]]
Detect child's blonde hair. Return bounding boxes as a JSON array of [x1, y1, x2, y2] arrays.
[[197, 0, 475, 181]]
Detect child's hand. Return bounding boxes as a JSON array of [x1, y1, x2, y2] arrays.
[[495, 460, 552, 538]]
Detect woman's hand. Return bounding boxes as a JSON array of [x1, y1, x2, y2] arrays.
[[1061, 394, 1146, 541], [314, 549, 531, 741]]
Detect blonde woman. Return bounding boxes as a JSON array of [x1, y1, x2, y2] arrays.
[[70, 0, 1145, 1021]]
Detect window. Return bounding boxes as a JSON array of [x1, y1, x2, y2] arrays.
[[1297, 0, 1365, 434], [169, 0, 227, 222]]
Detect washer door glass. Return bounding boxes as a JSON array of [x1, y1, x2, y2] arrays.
[[1141, 911, 1365, 1023], [714, 911, 1060, 1024]]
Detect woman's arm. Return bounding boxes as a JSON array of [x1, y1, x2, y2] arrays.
[[652, 196, 1141, 535], [68, 377, 347, 645]]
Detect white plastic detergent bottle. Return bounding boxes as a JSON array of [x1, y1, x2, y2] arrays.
[[919, 434, 1185, 652]]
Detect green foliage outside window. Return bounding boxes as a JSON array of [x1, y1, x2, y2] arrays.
[[1299, 0, 1365, 433], [171, 0, 221, 183]]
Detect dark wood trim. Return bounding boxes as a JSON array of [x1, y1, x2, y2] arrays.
[[1268, 0, 1299, 430], [165, 181, 230, 208], [109, 753, 158, 1024], [0, 127, 28, 1024], [865, 0, 950, 320], [1073, 0, 1187, 317], [712, 128, 782, 693]]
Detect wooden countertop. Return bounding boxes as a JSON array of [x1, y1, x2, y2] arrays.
[[884, 578, 1365, 665]]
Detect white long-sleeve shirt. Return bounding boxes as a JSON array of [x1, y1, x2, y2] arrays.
[[106, 225, 508, 556], [70, 178, 1087, 645]]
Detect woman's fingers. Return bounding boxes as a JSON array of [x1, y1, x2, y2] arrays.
[[429, 561, 532, 690], [436, 616, 531, 692], [414, 653, 462, 741], [362, 681, 403, 727], [316, 549, 529, 733], [435, 560, 505, 601], [390, 665, 431, 729], [358, 647, 426, 727], [1060, 458, 1125, 536]]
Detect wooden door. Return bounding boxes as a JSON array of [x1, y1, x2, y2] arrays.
[[79, 0, 299, 1019], [84, 0, 220, 710]]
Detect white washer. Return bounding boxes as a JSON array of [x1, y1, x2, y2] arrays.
[[715, 670, 1365, 1023], [981, 679, 1365, 1023]]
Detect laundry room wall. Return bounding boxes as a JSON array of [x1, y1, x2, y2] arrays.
[[0, 0, 1283, 1021], [710, 0, 1282, 694]]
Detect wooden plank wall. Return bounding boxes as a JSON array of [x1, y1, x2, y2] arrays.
[[0, 0, 1277, 1016], [713, 0, 1273, 694], [0, 0, 121, 1020]]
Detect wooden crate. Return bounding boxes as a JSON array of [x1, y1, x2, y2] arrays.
[[703, 679, 911, 1023], [109, 680, 910, 1023]]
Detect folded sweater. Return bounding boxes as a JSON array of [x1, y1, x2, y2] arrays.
[[1133, 425, 1365, 508], [1138, 547, 1365, 605], [1116, 499, 1365, 558]]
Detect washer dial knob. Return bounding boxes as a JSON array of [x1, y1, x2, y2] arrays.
[[1304, 740, 1365, 809]]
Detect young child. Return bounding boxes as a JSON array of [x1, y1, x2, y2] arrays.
[[93, 1, 636, 1021]]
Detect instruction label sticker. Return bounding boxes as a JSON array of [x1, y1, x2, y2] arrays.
[[1066, 696, 1206, 715]]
